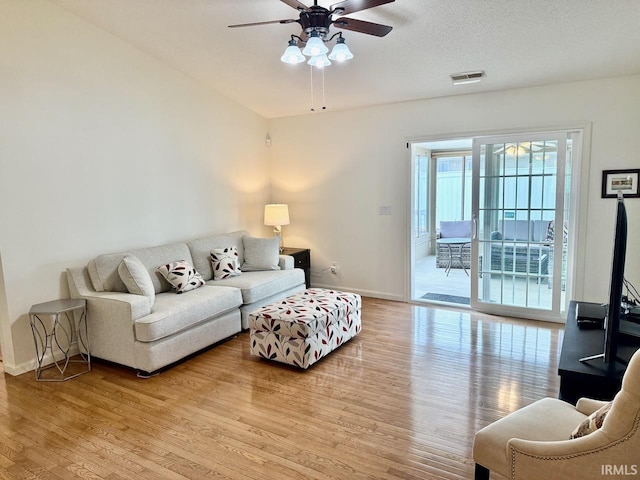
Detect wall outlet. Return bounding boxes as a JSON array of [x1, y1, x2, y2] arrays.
[[330, 263, 338, 274]]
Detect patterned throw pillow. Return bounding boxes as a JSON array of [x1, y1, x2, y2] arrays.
[[570, 401, 612, 439], [210, 247, 242, 280], [157, 260, 205, 294]]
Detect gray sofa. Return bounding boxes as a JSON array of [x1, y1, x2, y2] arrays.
[[66, 230, 305, 374], [489, 219, 550, 276]]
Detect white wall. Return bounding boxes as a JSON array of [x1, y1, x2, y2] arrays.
[[3, 1, 638, 375], [269, 76, 640, 305], [0, 0, 270, 374]]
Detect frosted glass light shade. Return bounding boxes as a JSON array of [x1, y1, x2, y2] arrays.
[[307, 54, 331, 68], [328, 38, 353, 61], [302, 33, 328, 56], [281, 42, 305, 64], [264, 204, 290, 226]]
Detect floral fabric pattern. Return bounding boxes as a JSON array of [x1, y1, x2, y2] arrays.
[[157, 260, 205, 294], [210, 246, 242, 280], [545, 220, 569, 244], [249, 288, 362, 369]]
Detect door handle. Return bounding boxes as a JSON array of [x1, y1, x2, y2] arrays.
[[472, 217, 478, 240]]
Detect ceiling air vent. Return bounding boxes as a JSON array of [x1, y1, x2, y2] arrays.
[[450, 71, 485, 85]]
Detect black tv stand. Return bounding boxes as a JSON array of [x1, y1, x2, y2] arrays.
[[558, 301, 640, 404]]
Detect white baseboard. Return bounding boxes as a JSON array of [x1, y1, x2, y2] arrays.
[[4, 359, 35, 376], [3, 345, 83, 377], [311, 283, 404, 302]]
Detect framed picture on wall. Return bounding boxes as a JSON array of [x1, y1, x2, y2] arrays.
[[601, 169, 640, 198]]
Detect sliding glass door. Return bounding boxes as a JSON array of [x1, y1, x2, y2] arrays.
[[470, 132, 572, 320]]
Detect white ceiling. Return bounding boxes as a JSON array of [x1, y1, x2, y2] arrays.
[[50, 0, 640, 119]]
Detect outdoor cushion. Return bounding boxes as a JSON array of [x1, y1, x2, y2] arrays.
[[440, 220, 472, 238]]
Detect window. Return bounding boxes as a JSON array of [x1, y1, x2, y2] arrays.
[[434, 153, 472, 226], [415, 155, 429, 236]]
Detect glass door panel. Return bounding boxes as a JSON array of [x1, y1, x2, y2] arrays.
[[471, 134, 568, 319]]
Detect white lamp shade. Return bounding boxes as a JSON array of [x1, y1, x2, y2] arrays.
[[281, 44, 305, 64], [264, 204, 290, 226], [328, 41, 353, 61], [302, 34, 329, 57], [307, 54, 331, 68]]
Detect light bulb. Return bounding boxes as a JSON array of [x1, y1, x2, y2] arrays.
[[328, 37, 353, 62], [280, 40, 305, 64], [302, 32, 328, 57], [307, 54, 331, 68]]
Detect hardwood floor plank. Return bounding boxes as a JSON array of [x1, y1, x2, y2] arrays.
[[0, 297, 563, 479]]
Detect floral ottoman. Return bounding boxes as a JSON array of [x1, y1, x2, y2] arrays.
[[248, 288, 362, 369]]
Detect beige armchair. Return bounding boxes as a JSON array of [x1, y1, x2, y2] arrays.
[[472, 348, 640, 479]]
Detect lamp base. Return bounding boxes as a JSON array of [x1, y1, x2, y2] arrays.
[[273, 226, 284, 252]]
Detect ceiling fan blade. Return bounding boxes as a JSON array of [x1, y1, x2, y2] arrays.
[[228, 18, 298, 28], [333, 17, 392, 36], [330, 0, 394, 15], [280, 0, 310, 11]]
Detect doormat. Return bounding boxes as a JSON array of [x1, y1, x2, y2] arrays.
[[421, 293, 470, 305]]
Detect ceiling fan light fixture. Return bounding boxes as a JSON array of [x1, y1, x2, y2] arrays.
[[302, 31, 329, 57], [281, 38, 305, 64], [308, 54, 331, 68], [328, 36, 353, 62]]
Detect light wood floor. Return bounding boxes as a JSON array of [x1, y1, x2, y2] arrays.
[[0, 298, 564, 480]]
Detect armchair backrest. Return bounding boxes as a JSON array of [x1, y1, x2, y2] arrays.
[[439, 220, 472, 238], [600, 348, 640, 439]]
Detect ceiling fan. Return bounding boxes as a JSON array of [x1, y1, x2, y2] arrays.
[[228, 0, 395, 40]]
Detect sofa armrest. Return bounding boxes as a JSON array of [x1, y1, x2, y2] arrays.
[[67, 267, 151, 320], [67, 267, 150, 367], [279, 255, 294, 270]]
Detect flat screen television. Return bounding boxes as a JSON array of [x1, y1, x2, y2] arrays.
[[580, 190, 627, 366]]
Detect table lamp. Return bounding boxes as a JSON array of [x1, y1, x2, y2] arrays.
[[264, 204, 290, 251]]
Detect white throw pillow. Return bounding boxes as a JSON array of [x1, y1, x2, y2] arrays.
[[210, 247, 242, 280], [157, 260, 205, 294], [241, 236, 281, 271], [118, 255, 155, 307]]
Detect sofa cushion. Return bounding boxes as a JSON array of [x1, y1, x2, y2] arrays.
[[118, 255, 155, 307], [206, 269, 304, 304], [157, 260, 205, 294], [499, 219, 532, 241], [186, 230, 249, 281], [210, 247, 242, 280], [531, 220, 552, 243], [88, 254, 127, 293], [134, 286, 242, 342], [88, 242, 193, 293], [241, 236, 281, 271], [440, 220, 472, 238]]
